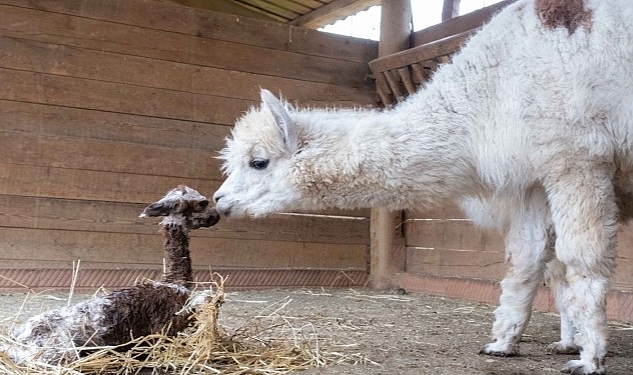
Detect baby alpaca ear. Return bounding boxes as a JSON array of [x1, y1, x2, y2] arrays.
[[139, 201, 173, 218], [260, 89, 297, 153]]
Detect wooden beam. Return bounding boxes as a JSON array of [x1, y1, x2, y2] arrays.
[[411, 0, 515, 47], [164, 0, 273, 21], [370, 0, 411, 289], [378, 0, 412, 56], [370, 30, 473, 73], [289, 0, 380, 29], [442, 0, 460, 21]]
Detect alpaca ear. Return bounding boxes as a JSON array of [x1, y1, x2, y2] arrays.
[[260, 89, 297, 153], [139, 201, 172, 218]]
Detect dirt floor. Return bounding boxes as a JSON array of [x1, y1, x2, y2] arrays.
[[1, 287, 632, 375]]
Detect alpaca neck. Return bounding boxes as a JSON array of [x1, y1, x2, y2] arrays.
[[160, 219, 192, 286], [291, 84, 478, 211]]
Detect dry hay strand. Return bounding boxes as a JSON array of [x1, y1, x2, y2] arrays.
[[0, 278, 370, 375]]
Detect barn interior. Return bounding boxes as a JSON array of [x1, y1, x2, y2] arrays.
[[0, 0, 632, 324]]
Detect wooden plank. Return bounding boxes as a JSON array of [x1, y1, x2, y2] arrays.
[[238, 0, 301, 20], [436, 219, 504, 252], [0, 130, 224, 180], [0, 0, 378, 63], [216, 214, 369, 244], [0, 162, 368, 217], [406, 204, 466, 219], [406, 247, 506, 280], [410, 63, 428, 85], [616, 222, 633, 259], [405, 218, 505, 252], [370, 31, 472, 75], [411, 0, 515, 47], [0, 5, 373, 89], [374, 73, 394, 107], [0, 67, 249, 125], [369, 0, 411, 289], [290, 0, 380, 28], [165, 0, 272, 21], [0, 268, 370, 290], [0, 36, 372, 104], [613, 222, 633, 292], [0, 162, 220, 204], [405, 246, 633, 293], [397, 67, 416, 95], [0, 228, 368, 269], [0, 100, 230, 151], [0, 195, 369, 245], [384, 70, 405, 102], [260, 0, 312, 14], [613, 260, 633, 292], [442, 0, 460, 21]]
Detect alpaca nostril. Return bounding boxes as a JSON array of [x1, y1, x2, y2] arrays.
[[199, 200, 209, 209], [213, 193, 223, 203]]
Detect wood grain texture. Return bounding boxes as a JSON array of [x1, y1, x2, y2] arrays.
[[0, 68, 250, 124], [0, 0, 378, 63], [0, 5, 375, 90], [405, 218, 505, 252], [0, 195, 369, 245], [0, 130, 223, 180], [0, 162, 220, 203], [0, 0, 374, 287], [411, 0, 515, 47], [0, 36, 373, 105], [405, 214, 633, 292], [405, 246, 506, 280], [0, 228, 368, 270], [0, 100, 229, 150]]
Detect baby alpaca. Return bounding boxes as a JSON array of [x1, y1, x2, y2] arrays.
[[4, 185, 219, 364]]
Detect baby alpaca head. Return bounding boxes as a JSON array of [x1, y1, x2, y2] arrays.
[[214, 89, 304, 218], [141, 185, 220, 228]]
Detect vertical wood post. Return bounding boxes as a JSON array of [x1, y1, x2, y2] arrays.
[[370, 0, 412, 289], [442, 0, 461, 21]]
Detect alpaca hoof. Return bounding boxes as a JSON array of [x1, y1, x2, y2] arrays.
[[547, 341, 581, 355], [479, 342, 519, 357], [561, 359, 605, 375]]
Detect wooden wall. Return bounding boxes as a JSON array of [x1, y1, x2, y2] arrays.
[[403, 206, 633, 320], [404, 206, 506, 283], [0, 0, 377, 290]]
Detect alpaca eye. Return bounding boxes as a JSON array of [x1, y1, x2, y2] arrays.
[[249, 158, 269, 170]]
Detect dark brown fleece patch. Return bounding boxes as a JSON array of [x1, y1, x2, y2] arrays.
[[101, 283, 192, 345], [536, 0, 592, 34]]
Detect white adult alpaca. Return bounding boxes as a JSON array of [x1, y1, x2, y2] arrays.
[[213, 0, 633, 374]]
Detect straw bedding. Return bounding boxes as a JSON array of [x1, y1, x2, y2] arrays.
[[0, 279, 369, 375]]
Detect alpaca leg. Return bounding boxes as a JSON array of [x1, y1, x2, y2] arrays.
[[546, 258, 581, 355], [545, 164, 616, 375], [480, 188, 552, 356]]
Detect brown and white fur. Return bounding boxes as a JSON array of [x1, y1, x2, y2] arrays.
[[3, 185, 219, 364]]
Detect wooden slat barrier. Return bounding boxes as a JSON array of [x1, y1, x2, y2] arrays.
[[369, 31, 472, 105], [368, 0, 515, 107]]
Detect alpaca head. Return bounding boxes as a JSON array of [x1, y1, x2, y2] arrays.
[[214, 89, 305, 218], [140, 185, 219, 228]]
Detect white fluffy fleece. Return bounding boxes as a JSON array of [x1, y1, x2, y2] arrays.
[[215, 1, 633, 374]]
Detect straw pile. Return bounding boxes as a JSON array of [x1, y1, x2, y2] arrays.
[[0, 278, 370, 375]]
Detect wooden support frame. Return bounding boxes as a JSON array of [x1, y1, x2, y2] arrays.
[[369, 0, 411, 289], [289, 0, 380, 28], [442, 0, 461, 21]]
